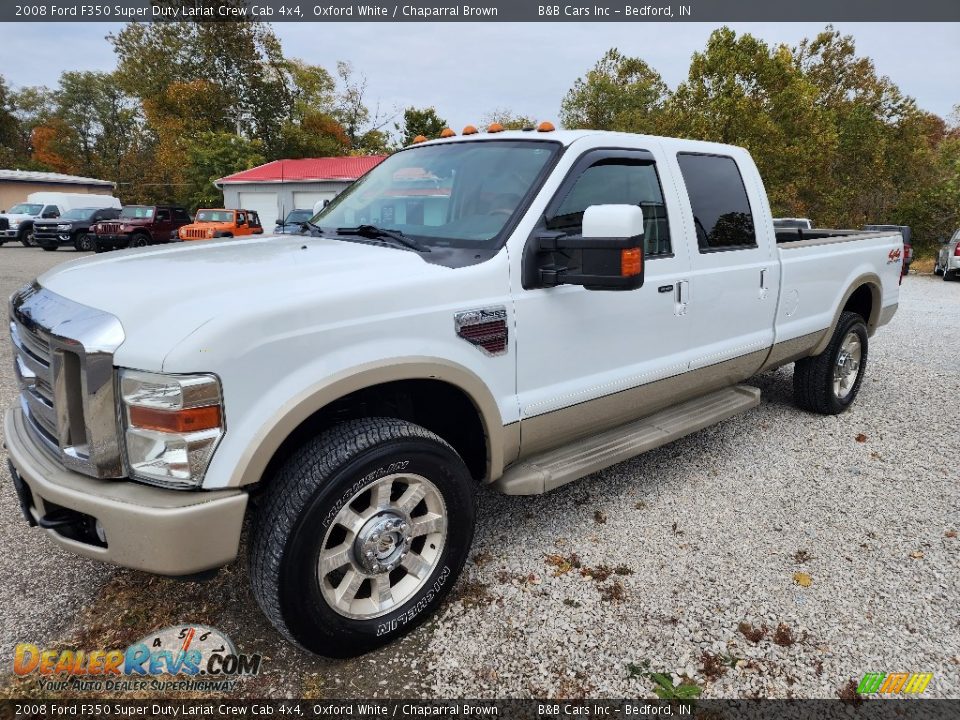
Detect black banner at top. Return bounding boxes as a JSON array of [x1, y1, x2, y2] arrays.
[[2, 0, 960, 22]]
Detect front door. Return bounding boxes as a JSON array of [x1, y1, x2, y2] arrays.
[[512, 145, 695, 456]]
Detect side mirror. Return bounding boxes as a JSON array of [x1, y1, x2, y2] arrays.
[[536, 205, 645, 291]]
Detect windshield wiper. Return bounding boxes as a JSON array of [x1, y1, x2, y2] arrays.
[[305, 221, 324, 235], [336, 224, 431, 253]]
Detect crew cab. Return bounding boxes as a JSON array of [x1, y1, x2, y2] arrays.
[[178, 209, 263, 240], [33, 206, 122, 252], [92, 205, 192, 252], [4, 129, 901, 659]]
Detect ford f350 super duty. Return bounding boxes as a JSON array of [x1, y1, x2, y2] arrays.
[[4, 129, 901, 657]]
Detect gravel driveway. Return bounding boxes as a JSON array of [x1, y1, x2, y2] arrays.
[[1, 245, 957, 699]]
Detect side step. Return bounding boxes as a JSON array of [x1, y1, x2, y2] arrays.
[[494, 384, 760, 495]]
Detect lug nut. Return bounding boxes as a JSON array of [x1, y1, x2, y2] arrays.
[[399, 522, 409, 533], [371, 532, 380, 542], [365, 550, 375, 559], [372, 563, 381, 572]]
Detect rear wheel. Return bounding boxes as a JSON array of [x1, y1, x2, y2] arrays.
[[249, 417, 475, 658], [793, 311, 868, 415], [130, 233, 150, 248], [944, 268, 954, 282]]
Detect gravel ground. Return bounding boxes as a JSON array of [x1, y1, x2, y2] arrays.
[[1, 244, 957, 699]]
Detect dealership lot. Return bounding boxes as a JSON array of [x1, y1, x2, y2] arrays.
[[1, 244, 957, 698]]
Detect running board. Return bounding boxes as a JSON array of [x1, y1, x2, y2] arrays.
[[494, 384, 760, 495]]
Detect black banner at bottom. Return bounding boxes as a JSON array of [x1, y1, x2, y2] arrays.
[[2, 700, 959, 720]]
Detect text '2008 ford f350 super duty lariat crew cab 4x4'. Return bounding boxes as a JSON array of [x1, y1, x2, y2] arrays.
[[5, 129, 901, 657]]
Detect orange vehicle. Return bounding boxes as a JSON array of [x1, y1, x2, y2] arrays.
[[177, 208, 264, 241]]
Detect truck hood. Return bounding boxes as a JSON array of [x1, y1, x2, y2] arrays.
[[36, 234, 452, 368], [0, 213, 32, 223]]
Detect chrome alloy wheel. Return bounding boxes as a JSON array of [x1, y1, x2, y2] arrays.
[[833, 331, 862, 399], [318, 473, 447, 619]]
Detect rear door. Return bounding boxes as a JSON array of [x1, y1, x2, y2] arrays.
[[668, 151, 778, 372]]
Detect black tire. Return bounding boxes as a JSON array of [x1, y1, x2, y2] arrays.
[[73, 232, 93, 252], [249, 417, 476, 658], [130, 233, 150, 248], [793, 311, 868, 415], [19, 227, 33, 247], [94, 243, 108, 253], [40, 245, 58, 252], [944, 269, 954, 282]]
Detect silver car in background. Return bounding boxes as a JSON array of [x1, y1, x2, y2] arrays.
[[935, 229, 960, 281]]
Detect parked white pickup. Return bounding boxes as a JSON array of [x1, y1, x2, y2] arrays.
[[5, 130, 901, 657]]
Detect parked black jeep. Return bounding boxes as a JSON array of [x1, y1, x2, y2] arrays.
[[33, 207, 122, 252]]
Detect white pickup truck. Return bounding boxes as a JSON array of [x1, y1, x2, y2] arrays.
[[5, 129, 902, 657]]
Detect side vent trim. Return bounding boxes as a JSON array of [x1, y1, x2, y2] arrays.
[[454, 306, 508, 356]]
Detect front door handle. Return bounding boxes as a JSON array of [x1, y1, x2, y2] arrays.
[[676, 280, 689, 315], [759, 268, 769, 300]]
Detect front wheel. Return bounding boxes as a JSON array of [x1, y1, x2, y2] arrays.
[[74, 232, 93, 252], [793, 311, 868, 415], [40, 245, 58, 252], [19, 229, 33, 247], [249, 417, 476, 658]]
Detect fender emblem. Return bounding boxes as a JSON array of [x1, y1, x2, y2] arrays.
[[887, 248, 902, 263], [454, 306, 508, 356]]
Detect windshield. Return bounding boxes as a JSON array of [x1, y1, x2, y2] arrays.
[[283, 210, 313, 224], [8, 203, 43, 215], [311, 140, 560, 247], [62, 208, 98, 221], [774, 219, 809, 228], [120, 206, 154, 219], [196, 210, 234, 223]]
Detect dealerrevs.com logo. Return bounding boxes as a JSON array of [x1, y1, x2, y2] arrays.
[[857, 672, 933, 695], [13, 625, 262, 693]]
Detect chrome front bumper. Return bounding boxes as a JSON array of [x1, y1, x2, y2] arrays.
[[4, 407, 247, 575]]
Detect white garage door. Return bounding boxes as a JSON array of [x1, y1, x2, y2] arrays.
[[238, 192, 279, 229], [293, 191, 337, 215]]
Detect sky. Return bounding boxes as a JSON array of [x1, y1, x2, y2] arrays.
[[1, 21, 958, 133]]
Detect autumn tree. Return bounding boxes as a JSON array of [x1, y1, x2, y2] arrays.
[[396, 106, 447, 146], [482, 109, 537, 130], [560, 49, 668, 132], [184, 131, 265, 210]]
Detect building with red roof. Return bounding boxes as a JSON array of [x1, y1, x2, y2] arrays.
[[214, 155, 387, 229]]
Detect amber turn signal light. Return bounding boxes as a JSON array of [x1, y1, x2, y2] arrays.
[[621, 248, 642, 277], [462, 125, 479, 135], [129, 405, 222, 433], [487, 123, 505, 133], [439, 128, 456, 138], [412, 135, 428, 144], [537, 121, 556, 132]]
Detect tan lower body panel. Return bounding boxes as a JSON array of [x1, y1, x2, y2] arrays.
[[519, 349, 768, 458], [494, 384, 760, 495], [4, 407, 247, 575]]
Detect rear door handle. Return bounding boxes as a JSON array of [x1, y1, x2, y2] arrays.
[[759, 268, 769, 299]]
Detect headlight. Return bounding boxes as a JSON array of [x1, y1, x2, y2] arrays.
[[119, 370, 225, 489], [9, 219, 20, 227], [57, 223, 71, 231]]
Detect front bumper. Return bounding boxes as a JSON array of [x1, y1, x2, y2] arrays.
[[0, 229, 19, 238], [4, 407, 247, 575]]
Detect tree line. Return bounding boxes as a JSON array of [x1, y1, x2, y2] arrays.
[[0, 23, 956, 255]]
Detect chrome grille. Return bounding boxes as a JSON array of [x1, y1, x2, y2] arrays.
[[9, 283, 125, 478]]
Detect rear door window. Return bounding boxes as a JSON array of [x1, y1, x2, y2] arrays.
[[677, 154, 756, 251]]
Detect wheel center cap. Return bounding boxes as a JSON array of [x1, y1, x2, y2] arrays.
[[354, 513, 410, 574]]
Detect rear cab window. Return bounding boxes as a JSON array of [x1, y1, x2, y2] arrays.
[[676, 153, 756, 252]]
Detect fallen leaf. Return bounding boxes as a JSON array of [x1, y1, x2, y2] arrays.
[[945, 530, 957, 539], [793, 572, 812, 587], [910, 550, 924, 559], [855, 433, 867, 443]]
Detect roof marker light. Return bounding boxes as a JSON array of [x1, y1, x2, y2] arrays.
[[537, 121, 556, 132], [439, 128, 456, 138], [487, 123, 505, 133], [412, 135, 428, 144], [462, 125, 479, 135]]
